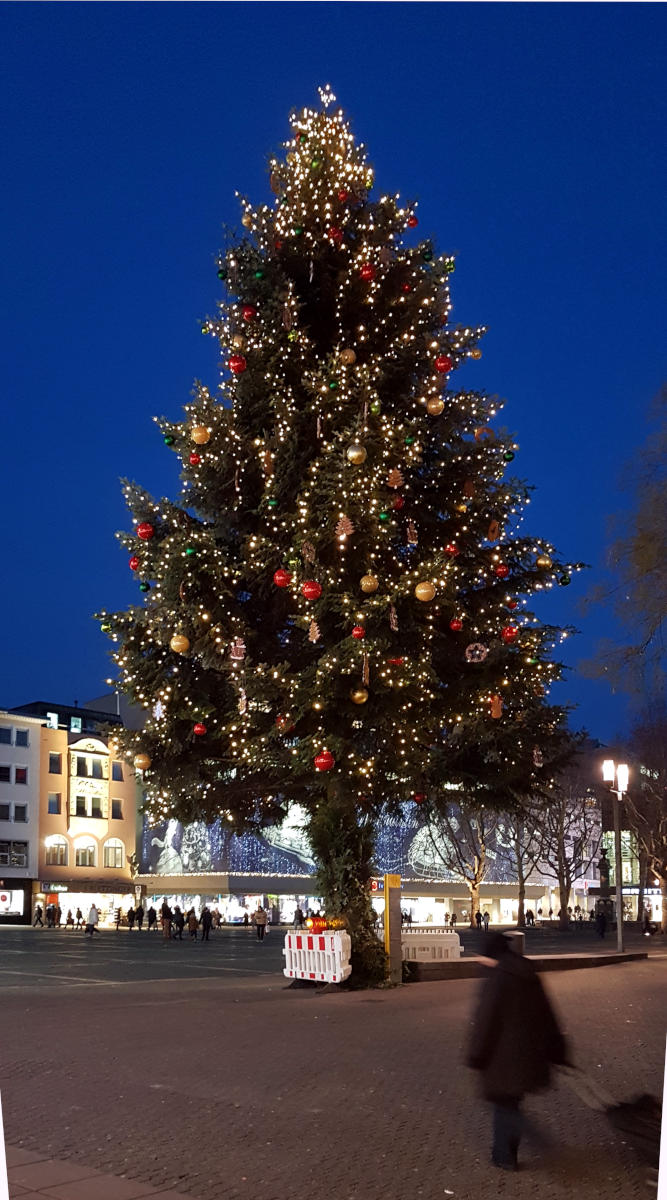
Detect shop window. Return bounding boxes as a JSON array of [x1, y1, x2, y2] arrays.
[[0, 766, 10, 783], [14, 805, 27, 823], [45, 836, 68, 866], [14, 767, 27, 785], [103, 838, 124, 869], [111, 762, 123, 782], [15, 729, 29, 748], [76, 756, 87, 777], [91, 759, 103, 780], [10, 841, 28, 867], [75, 840, 95, 867], [47, 793, 61, 815], [0, 728, 11, 745], [111, 799, 123, 820], [49, 753, 62, 774], [0, 803, 10, 822]]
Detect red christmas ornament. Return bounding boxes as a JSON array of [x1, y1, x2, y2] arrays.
[[495, 564, 510, 579], [136, 522, 154, 541], [501, 625, 518, 643], [314, 750, 335, 772], [392, 495, 405, 510], [193, 723, 207, 737], [337, 189, 349, 203], [445, 543, 460, 557], [128, 555, 139, 571], [360, 263, 375, 281], [449, 618, 463, 632], [273, 569, 292, 588], [387, 657, 405, 665], [414, 792, 427, 804], [401, 283, 412, 295], [407, 215, 419, 228], [507, 600, 518, 610], [189, 452, 201, 466], [351, 625, 366, 640], [229, 354, 247, 375], [301, 580, 322, 601], [275, 714, 294, 732], [434, 355, 453, 374], [275, 238, 283, 251], [327, 226, 343, 245], [241, 305, 257, 322]]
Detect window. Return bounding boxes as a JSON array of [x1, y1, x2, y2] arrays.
[[76, 756, 87, 777], [103, 838, 124, 869], [0, 766, 10, 783], [47, 793, 61, 815], [10, 841, 28, 867], [46, 712, 59, 730], [111, 799, 123, 820], [111, 762, 123, 782], [75, 797, 86, 817], [91, 759, 103, 780], [75, 840, 95, 868], [0, 728, 11, 745], [15, 729, 29, 748], [49, 753, 62, 774], [0, 841, 9, 864], [14, 805, 27, 823], [0, 804, 10, 822], [91, 801, 103, 819], [14, 767, 27, 785], [45, 835, 68, 866], [70, 716, 82, 733]]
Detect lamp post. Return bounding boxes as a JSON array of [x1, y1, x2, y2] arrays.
[[602, 759, 629, 953]]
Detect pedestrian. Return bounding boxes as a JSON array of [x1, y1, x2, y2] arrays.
[[135, 904, 144, 931], [33, 904, 43, 928], [160, 898, 173, 940], [212, 907, 221, 930], [467, 931, 568, 1171], [252, 905, 268, 941], [55, 905, 62, 929], [127, 906, 136, 931], [450, 912, 458, 930], [115, 908, 123, 931], [483, 911, 490, 931], [548, 908, 553, 920], [46, 902, 55, 928], [443, 912, 449, 927], [188, 908, 198, 940], [173, 905, 185, 940], [65, 909, 74, 930], [86, 903, 99, 936], [243, 910, 249, 927], [475, 910, 483, 929], [75, 907, 83, 931], [294, 906, 304, 929], [595, 909, 607, 939], [200, 906, 213, 942], [147, 905, 157, 931]]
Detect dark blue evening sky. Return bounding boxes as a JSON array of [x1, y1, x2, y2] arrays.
[[1, 3, 665, 740]]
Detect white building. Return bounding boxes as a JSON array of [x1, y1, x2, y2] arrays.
[[0, 710, 43, 923]]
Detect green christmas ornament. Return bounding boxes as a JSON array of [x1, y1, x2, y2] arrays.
[[254, 269, 266, 279], [559, 574, 571, 586], [186, 547, 196, 557], [164, 435, 175, 446], [405, 434, 416, 446], [379, 511, 390, 523], [267, 498, 278, 508], [328, 379, 338, 390], [370, 400, 381, 415], [445, 261, 456, 273], [217, 267, 227, 280], [298, 132, 308, 144], [504, 451, 515, 462], [100, 622, 111, 633], [422, 248, 433, 262], [139, 582, 150, 593], [311, 159, 321, 170], [201, 325, 209, 335], [294, 226, 303, 237]]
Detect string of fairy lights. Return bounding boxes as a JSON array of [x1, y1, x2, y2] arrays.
[[97, 85, 582, 824]]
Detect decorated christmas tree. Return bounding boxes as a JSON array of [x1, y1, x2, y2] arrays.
[[99, 87, 581, 979]]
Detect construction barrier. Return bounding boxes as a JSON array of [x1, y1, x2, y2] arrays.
[[401, 928, 463, 962], [283, 929, 352, 984]]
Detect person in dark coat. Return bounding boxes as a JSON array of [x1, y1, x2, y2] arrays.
[[595, 909, 607, 938], [467, 931, 568, 1171], [200, 906, 213, 942], [135, 904, 144, 931]]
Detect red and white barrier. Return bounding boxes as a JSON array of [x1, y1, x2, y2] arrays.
[[283, 929, 352, 984]]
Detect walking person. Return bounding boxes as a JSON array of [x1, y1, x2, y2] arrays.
[[173, 905, 185, 939], [160, 898, 173, 941], [147, 905, 157, 932], [55, 905, 62, 929], [65, 909, 74, 930], [294, 906, 304, 929], [86, 903, 99, 936], [595, 908, 607, 939], [135, 903, 144, 931], [188, 908, 198, 940], [483, 911, 490, 931], [252, 905, 268, 941], [450, 912, 458, 930], [200, 906, 213, 942], [33, 904, 43, 928], [467, 931, 568, 1171], [475, 911, 483, 929], [127, 906, 136, 932], [75, 907, 83, 931]]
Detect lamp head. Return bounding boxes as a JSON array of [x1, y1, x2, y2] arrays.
[[617, 763, 629, 792], [602, 759, 615, 784]]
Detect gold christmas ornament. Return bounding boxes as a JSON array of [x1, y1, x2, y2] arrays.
[[241, 213, 253, 229], [455, 502, 468, 514], [427, 397, 445, 416], [491, 694, 503, 719], [470, 347, 483, 360], [346, 443, 367, 465], [170, 634, 190, 654], [232, 333, 246, 350], [536, 554, 553, 569], [360, 574, 379, 593], [133, 753, 152, 771], [387, 467, 404, 488], [415, 581, 436, 602], [191, 425, 211, 445], [474, 426, 495, 443], [339, 348, 356, 366], [350, 687, 369, 705]]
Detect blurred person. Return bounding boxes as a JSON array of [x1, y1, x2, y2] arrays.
[[127, 906, 135, 931], [188, 908, 199, 939], [160, 898, 173, 940], [33, 904, 43, 928], [147, 905, 157, 931], [173, 905, 185, 940], [200, 906, 213, 942], [135, 903, 144, 931], [252, 905, 268, 940], [86, 904, 99, 936]]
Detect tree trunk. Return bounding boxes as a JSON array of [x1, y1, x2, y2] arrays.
[[557, 863, 571, 929], [307, 781, 387, 986], [468, 882, 480, 927]]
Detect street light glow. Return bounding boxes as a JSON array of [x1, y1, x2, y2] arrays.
[[602, 759, 615, 784], [617, 763, 629, 793]]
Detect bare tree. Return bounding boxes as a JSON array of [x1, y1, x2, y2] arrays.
[[423, 804, 499, 927], [526, 768, 602, 928], [623, 712, 667, 933], [496, 813, 543, 928]]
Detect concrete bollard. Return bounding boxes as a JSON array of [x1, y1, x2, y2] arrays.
[[504, 931, 525, 955]]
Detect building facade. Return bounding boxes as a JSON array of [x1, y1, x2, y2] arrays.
[[0, 711, 43, 923]]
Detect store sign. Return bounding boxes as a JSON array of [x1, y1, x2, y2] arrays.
[[40, 882, 68, 892], [623, 887, 662, 896], [0, 890, 25, 916]]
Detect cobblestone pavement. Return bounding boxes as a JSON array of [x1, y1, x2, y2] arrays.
[[1, 929, 664, 1200]]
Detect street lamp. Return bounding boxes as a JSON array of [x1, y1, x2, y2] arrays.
[[602, 759, 629, 952]]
